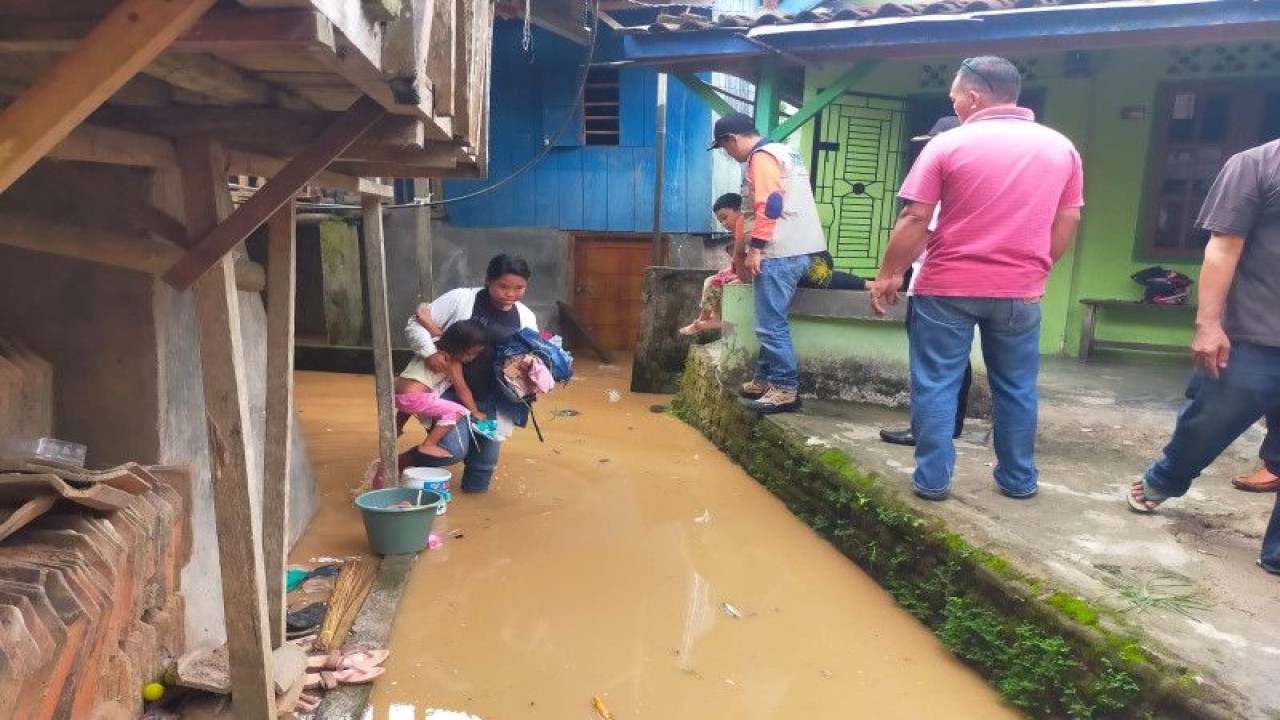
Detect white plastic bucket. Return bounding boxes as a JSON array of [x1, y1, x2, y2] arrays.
[[401, 466, 452, 515]]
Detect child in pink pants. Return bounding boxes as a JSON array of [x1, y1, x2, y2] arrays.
[[394, 320, 488, 458]]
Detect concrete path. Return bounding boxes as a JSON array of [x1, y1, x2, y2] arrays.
[[774, 358, 1280, 718]]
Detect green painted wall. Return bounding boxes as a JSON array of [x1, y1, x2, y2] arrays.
[[796, 46, 1280, 357]]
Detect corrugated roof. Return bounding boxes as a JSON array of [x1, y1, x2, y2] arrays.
[[623, 0, 1204, 34]]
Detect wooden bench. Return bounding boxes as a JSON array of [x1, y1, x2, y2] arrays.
[[1078, 298, 1195, 360]]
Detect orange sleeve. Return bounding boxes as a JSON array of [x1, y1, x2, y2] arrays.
[[748, 152, 784, 244]]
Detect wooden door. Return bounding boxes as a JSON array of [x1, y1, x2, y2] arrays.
[[571, 236, 653, 352]]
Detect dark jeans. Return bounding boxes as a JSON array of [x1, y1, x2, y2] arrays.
[[1139, 343, 1280, 571], [907, 297, 971, 436], [399, 389, 503, 493]]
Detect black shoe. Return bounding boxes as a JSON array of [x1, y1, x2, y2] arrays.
[[879, 428, 915, 446]]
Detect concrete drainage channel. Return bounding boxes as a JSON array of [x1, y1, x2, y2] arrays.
[[671, 345, 1249, 720]]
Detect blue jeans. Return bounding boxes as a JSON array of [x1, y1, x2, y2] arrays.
[[1145, 343, 1280, 499], [401, 390, 503, 493], [910, 296, 1042, 498], [753, 254, 812, 391]]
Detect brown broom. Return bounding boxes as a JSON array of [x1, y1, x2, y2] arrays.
[[313, 555, 379, 652]]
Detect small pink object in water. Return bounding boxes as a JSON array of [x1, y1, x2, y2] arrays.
[[428, 533, 444, 550]]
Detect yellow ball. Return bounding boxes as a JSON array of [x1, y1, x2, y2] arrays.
[[142, 682, 165, 702]]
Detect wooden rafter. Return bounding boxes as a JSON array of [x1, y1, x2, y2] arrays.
[[142, 54, 316, 109], [163, 96, 387, 290], [0, 0, 217, 194]]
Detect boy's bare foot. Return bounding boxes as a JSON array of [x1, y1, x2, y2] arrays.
[[678, 318, 721, 336], [416, 442, 452, 459]]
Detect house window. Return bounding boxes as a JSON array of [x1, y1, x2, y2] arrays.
[[1142, 80, 1280, 259], [584, 67, 620, 146]]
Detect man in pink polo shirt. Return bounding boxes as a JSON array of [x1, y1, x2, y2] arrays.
[[869, 56, 1084, 501]]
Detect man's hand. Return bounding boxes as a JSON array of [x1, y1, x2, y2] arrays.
[[425, 351, 450, 374], [868, 273, 904, 316], [1191, 322, 1231, 380], [744, 248, 763, 278]]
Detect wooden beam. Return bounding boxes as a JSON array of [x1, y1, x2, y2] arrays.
[[360, 193, 400, 487], [0, 9, 331, 53], [163, 96, 387, 290], [769, 62, 880, 142], [0, 0, 217, 194], [428, 0, 456, 118], [0, 211, 263, 290], [142, 53, 315, 109], [329, 159, 458, 177], [178, 138, 276, 720], [91, 106, 425, 149], [225, 149, 379, 195], [49, 124, 177, 168], [262, 203, 296, 649], [672, 72, 739, 119], [339, 144, 458, 164]]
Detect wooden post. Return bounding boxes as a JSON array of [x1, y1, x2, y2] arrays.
[[0, 0, 216, 193], [362, 193, 399, 484], [414, 195, 434, 302], [178, 138, 276, 720], [262, 203, 296, 649], [753, 57, 781, 136]]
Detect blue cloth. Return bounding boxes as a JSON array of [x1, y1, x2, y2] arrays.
[[909, 296, 1042, 499], [751, 254, 811, 391], [1145, 342, 1280, 499]]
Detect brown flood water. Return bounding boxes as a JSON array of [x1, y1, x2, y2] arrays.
[[291, 365, 1019, 720]]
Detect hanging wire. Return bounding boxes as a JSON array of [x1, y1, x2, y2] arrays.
[[422, 0, 603, 207]]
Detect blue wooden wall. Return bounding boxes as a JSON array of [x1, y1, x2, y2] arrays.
[[443, 21, 715, 234]]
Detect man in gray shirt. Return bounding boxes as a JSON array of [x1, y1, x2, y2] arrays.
[[1128, 139, 1280, 576]]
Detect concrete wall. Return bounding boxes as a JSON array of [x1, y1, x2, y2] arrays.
[[154, 271, 319, 648], [0, 239, 318, 650], [423, 221, 572, 334], [630, 267, 716, 393]]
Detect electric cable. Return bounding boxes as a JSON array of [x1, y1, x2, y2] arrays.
[[422, 0, 604, 207]]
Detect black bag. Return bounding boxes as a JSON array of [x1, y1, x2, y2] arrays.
[[1130, 266, 1193, 305]]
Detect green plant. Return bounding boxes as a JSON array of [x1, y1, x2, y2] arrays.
[[1113, 571, 1213, 618]]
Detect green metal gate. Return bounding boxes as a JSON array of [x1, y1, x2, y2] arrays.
[[811, 94, 906, 276]]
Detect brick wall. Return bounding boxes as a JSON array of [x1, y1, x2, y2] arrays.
[[0, 470, 187, 719]]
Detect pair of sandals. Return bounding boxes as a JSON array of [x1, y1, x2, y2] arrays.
[[303, 646, 390, 692], [1128, 477, 1167, 513]]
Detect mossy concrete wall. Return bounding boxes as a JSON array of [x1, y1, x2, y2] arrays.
[[673, 344, 1234, 720], [719, 284, 992, 417], [630, 267, 716, 394]]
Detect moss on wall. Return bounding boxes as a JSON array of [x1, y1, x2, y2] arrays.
[[673, 345, 1234, 720]]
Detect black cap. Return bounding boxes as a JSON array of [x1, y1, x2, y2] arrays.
[[708, 112, 758, 150], [910, 115, 961, 143]]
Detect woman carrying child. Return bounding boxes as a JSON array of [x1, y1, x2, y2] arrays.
[[398, 254, 538, 493]]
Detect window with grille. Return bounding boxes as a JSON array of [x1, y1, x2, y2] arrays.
[[584, 67, 621, 146], [1142, 81, 1280, 259]]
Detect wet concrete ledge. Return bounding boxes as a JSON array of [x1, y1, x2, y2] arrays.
[[673, 344, 1244, 720]]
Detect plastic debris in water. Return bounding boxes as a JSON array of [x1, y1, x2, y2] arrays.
[[427, 533, 444, 550], [552, 409, 581, 417], [721, 603, 744, 619], [592, 696, 614, 720], [606, 389, 622, 402], [694, 510, 711, 524]]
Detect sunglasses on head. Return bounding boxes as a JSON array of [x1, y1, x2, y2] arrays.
[[960, 58, 996, 92]]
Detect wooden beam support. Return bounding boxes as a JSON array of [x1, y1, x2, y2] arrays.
[[49, 124, 178, 168], [752, 56, 781, 136], [0, 9, 331, 54], [0, 211, 263, 290], [177, 138, 276, 720], [769, 61, 881, 142], [225, 149, 388, 195], [262, 203, 296, 649], [361, 193, 400, 487], [163, 96, 387, 290], [329, 159, 459, 178], [672, 72, 739, 119], [91, 106, 425, 149], [428, 0, 456, 118], [0, 0, 217, 194], [143, 53, 315, 109]]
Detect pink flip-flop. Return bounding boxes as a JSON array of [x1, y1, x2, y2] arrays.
[[306, 647, 390, 672], [303, 664, 385, 690]]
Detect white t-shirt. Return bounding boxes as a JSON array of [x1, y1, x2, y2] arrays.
[[907, 206, 942, 296]]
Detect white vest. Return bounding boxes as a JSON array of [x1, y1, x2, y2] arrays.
[[740, 142, 827, 259]]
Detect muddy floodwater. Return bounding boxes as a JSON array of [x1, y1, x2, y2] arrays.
[[292, 365, 1018, 720]]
